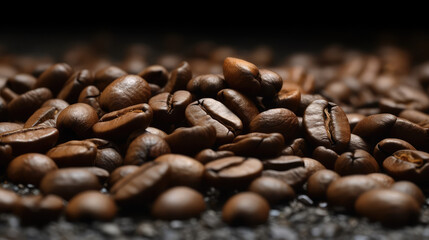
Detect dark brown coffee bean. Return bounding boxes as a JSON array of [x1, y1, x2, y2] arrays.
[[93, 103, 152, 141], [124, 133, 170, 165], [187, 74, 226, 99], [303, 158, 326, 176], [346, 113, 366, 131], [94, 66, 127, 91], [0, 126, 59, 155], [390, 181, 425, 206], [382, 85, 429, 113], [347, 134, 370, 152], [152, 186, 206, 220], [312, 146, 339, 170], [41, 99, 69, 111], [15, 194, 64, 225], [138, 65, 169, 87], [7, 153, 57, 186], [7, 87, 53, 121], [40, 168, 101, 200], [78, 85, 105, 118], [352, 113, 397, 141], [307, 169, 340, 201], [263, 88, 301, 113], [297, 93, 326, 116], [326, 175, 382, 210], [284, 66, 315, 94], [355, 189, 420, 228], [0, 188, 19, 213], [110, 161, 170, 206], [155, 154, 204, 189], [85, 138, 123, 172], [100, 75, 151, 112], [149, 90, 192, 125], [223, 57, 261, 96], [258, 69, 283, 98], [57, 69, 93, 103], [35, 63, 73, 95], [399, 109, 429, 128], [56, 103, 99, 139], [46, 140, 97, 167], [383, 150, 429, 184], [217, 88, 260, 127], [0, 143, 12, 167], [71, 167, 109, 184], [222, 192, 269, 226], [125, 127, 167, 147], [24, 106, 59, 128], [262, 158, 308, 189], [186, 98, 243, 145], [367, 173, 395, 188], [194, 149, 234, 164], [334, 150, 379, 176], [163, 61, 192, 93], [108, 165, 139, 187], [389, 117, 429, 151], [373, 138, 415, 164], [0, 122, 22, 134], [249, 176, 295, 205], [263, 155, 305, 171], [280, 138, 308, 157], [7, 73, 36, 94], [1, 87, 18, 102], [165, 125, 216, 156], [250, 108, 299, 142], [219, 132, 284, 158], [204, 156, 263, 190], [66, 191, 117, 222]]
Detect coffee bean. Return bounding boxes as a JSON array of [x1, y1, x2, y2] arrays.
[[250, 108, 299, 142], [263, 155, 305, 171], [7, 87, 53, 121], [124, 133, 170, 165], [312, 146, 339, 169], [352, 113, 397, 143], [108, 165, 139, 187], [78, 85, 105, 118], [7, 153, 57, 185], [258, 69, 283, 98], [138, 65, 169, 87], [217, 88, 260, 127], [0, 188, 19, 213], [262, 156, 308, 189], [162, 61, 192, 93], [100, 75, 151, 112], [381, 85, 429, 113], [263, 88, 301, 113], [219, 132, 284, 158], [165, 125, 216, 156], [46, 140, 97, 167], [390, 181, 425, 206], [0, 122, 22, 134], [94, 66, 127, 91], [367, 173, 395, 188], [15, 194, 64, 225], [284, 66, 315, 94], [223, 57, 261, 96], [347, 134, 370, 152], [307, 169, 340, 201], [57, 69, 93, 103], [389, 117, 429, 151], [0, 143, 12, 167], [346, 113, 365, 131], [222, 192, 270, 226], [383, 149, 429, 184], [35, 63, 73, 95], [398, 109, 429, 128], [24, 106, 59, 128], [41, 98, 69, 111], [7, 73, 36, 94], [74, 167, 110, 184], [280, 138, 308, 157], [355, 189, 420, 227], [56, 103, 99, 139], [152, 186, 206, 220], [373, 138, 415, 164], [86, 138, 123, 172], [187, 74, 226, 99], [66, 191, 117, 222], [149, 90, 192, 125], [249, 176, 295, 205], [303, 158, 326, 176], [1, 87, 18, 102], [194, 149, 234, 164], [334, 150, 379, 176]]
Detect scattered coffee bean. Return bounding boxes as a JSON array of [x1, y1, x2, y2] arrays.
[[222, 192, 269, 226], [367, 173, 395, 188], [334, 150, 379, 176], [0, 188, 19, 213], [46, 140, 97, 167], [383, 150, 429, 184], [249, 176, 295, 205], [194, 149, 235, 164], [66, 191, 117, 222], [35, 63, 73, 95], [373, 138, 416, 164], [223, 57, 261, 96], [307, 169, 340, 201], [165, 125, 216, 156], [219, 132, 284, 158], [390, 181, 425, 206], [124, 133, 170, 165], [7, 153, 57, 186], [250, 108, 299, 142], [56, 103, 99, 139], [14, 194, 64, 225]]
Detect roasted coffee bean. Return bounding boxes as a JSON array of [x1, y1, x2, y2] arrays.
[[35, 63, 73, 95], [86, 138, 123, 172], [138, 65, 169, 87], [57, 69, 93, 103], [0, 126, 59, 155], [217, 88, 260, 127], [149, 90, 192, 125], [382, 85, 429, 113], [303, 158, 326, 176], [263, 155, 305, 171], [187, 74, 226, 99], [66, 191, 117, 222], [222, 192, 270, 226], [100, 75, 151, 112], [383, 150, 429, 184], [194, 149, 234, 164], [0, 122, 22, 134], [186, 98, 243, 145], [373, 138, 415, 164], [41, 99, 69, 111], [258, 69, 283, 98], [312, 146, 339, 170], [7, 73, 36, 94], [263, 88, 301, 113], [334, 150, 379, 176], [326, 175, 382, 210], [24, 106, 59, 128], [390, 181, 425, 206], [398, 109, 429, 128], [46, 140, 97, 167], [0, 188, 19, 213], [56, 103, 99, 139], [78, 85, 105, 118], [307, 169, 340, 201], [204, 156, 263, 190], [303, 100, 350, 152], [280, 138, 308, 157], [284, 66, 315, 94], [126, 127, 167, 147], [162, 61, 192, 93], [93, 103, 152, 141], [249, 176, 295, 205], [165, 125, 216, 156], [297, 93, 326, 116], [346, 113, 365, 131], [0, 97, 8, 121], [0, 143, 12, 167], [73, 167, 110, 183], [94, 66, 127, 91], [15, 194, 64, 225], [367, 173, 395, 188], [7, 87, 53, 121], [355, 189, 420, 228], [1, 87, 18, 102], [108, 165, 139, 187], [7, 153, 57, 185], [250, 108, 299, 142], [223, 57, 261, 96], [152, 186, 206, 220], [155, 154, 204, 189], [352, 113, 397, 142], [124, 133, 170, 165], [40, 168, 101, 200], [389, 117, 429, 151], [262, 156, 308, 189], [347, 134, 370, 152], [110, 161, 170, 206], [219, 132, 284, 158]]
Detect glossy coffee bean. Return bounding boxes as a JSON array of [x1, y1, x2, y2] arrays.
[[35, 63, 73, 95], [165, 125, 216, 156], [66, 191, 117, 222], [280, 138, 308, 157], [138, 65, 169, 87], [307, 169, 340, 201], [149, 90, 192, 125], [124, 133, 170, 165], [194, 149, 234, 164], [355, 189, 420, 228], [187, 74, 226, 98], [0, 188, 19, 213], [24, 106, 59, 128], [373, 138, 415, 164], [303, 158, 326, 176], [78, 85, 104, 118], [100, 75, 151, 112], [258, 69, 283, 98], [152, 186, 206, 220], [383, 150, 429, 184], [0, 143, 12, 167], [73, 167, 110, 184], [219, 132, 284, 158], [249, 176, 295, 205], [263, 88, 301, 113], [389, 117, 429, 151], [41, 98, 69, 111], [346, 113, 365, 131], [347, 134, 370, 152], [398, 109, 429, 128], [86, 138, 123, 172], [223, 57, 261, 96], [367, 173, 395, 188], [250, 108, 299, 142], [56, 103, 98, 139], [7, 153, 57, 185], [312, 146, 339, 170], [162, 61, 192, 93], [0, 122, 22, 134], [7, 87, 53, 121], [222, 192, 270, 226], [334, 150, 379, 176], [7, 73, 36, 94], [390, 181, 425, 206], [57, 69, 93, 103], [108, 165, 139, 187], [262, 156, 308, 189], [217, 88, 260, 127], [352, 113, 397, 142], [93, 66, 127, 91], [204, 156, 263, 190], [40, 168, 101, 200], [15, 194, 64, 225], [46, 140, 97, 167]]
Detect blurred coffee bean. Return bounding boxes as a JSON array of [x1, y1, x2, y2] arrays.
[[187, 74, 226, 99], [124, 133, 170, 166], [66, 191, 117, 222], [78, 85, 105, 118], [334, 150, 379, 176], [163, 61, 192, 93], [194, 149, 234, 164], [307, 169, 340, 201], [93, 66, 127, 91], [165, 125, 216, 156], [7, 87, 53, 121], [219, 132, 284, 158], [35, 63, 73, 95], [7, 153, 57, 186], [15, 194, 64, 225], [138, 65, 169, 87], [108, 165, 139, 187], [0, 188, 20, 213], [86, 138, 123, 172], [222, 192, 269, 226], [383, 150, 429, 184], [7, 73, 36, 94], [390, 181, 425, 206], [249, 176, 295, 205], [367, 173, 395, 188], [57, 69, 93, 103], [46, 140, 97, 167]]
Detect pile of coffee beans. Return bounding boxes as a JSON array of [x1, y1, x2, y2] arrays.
[[1, 43, 429, 229]]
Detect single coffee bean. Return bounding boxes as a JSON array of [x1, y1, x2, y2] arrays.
[[187, 74, 226, 99], [32, 62, 53, 78], [352, 113, 397, 142], [7, 73, 36, 94], [262, 88, 301, 113], [334, 150, 379, 176], [367, 173, 395, 188], [347, 134, 370, 152], [149, 90, 192, 125], [78, 85, 105, 118], [262, 156, 308, 189], [108, 165, 139, 187], [155, 154, 204, 189], [72, 167, 110, 184], [93, 66, 127, 91], [284, 66, 315, 94], [389, 117, 429, 151], [124, 133, 170, 165], [258, 69, 283, 98], [110, 161, 170, 206], [185, 98, 243, 145], [204, 156, 263, 190], [346, 113, 366, 131], [46, 140, 97, 167], [40, 168, 101, 200], [297, 93, 326, 116], [41, 99, 69, 111], [7, 153, 57, 186], [35, 63, 73, 95], [249, 176, 295, 205], [163, 61, 192, 93], [100, 75, 151, 112], [151, 186, 206, 220], [223, 57, 261, 96], [14, 194, 64, 225], [7, 87, 53, 121], [194, 149, 234, 164], [373, 138, 415, 164], [303, 158, 326, 176], [303, 99, 350, 152], [222, 192, 270, 226], [85, 138, 123, 172], [0, 143, 12, 167], [93, 103, 153, 141], [382, 85, 429, 113], [250, 108, 299, 142], [56, 103, 99, 139], [0, 188, 19, 213], [57, 69, 93, 103], [1, 87, 18, 102], [125, 127, 168, 147], [165, 125, 216, 156], [398, 109, 429, 128], [263, 155, 305, 171], [280, 138, 308, 157], [219, 132, 284, 158], [0, 126, 59, 155], [312, 146, 339, 169], [355, 189, 420, 228], [383, 150, 429, 184], [138, 65, 169, 87], [307, 169, 340, 201], [24, 106, 59, 128], [390, 181, 425, 206], [66, 191, 117, 222], [0, 122, 22, 134]]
